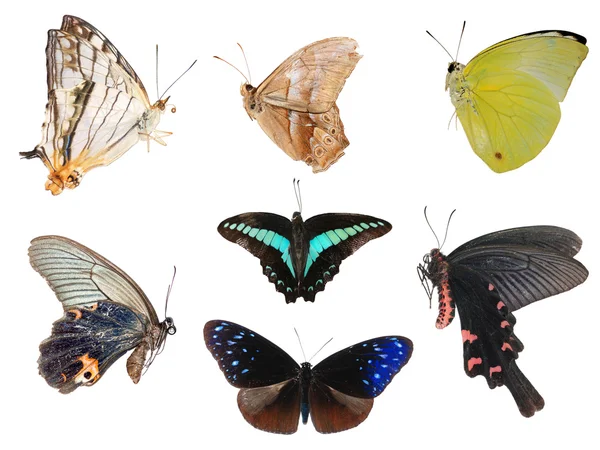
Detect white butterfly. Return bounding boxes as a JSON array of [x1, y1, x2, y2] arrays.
[[22, 15, 172, 195]]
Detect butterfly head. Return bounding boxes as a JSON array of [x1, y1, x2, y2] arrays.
[[417, 250, 446, 306], [164, 317, 177, 335], [445, 62, 465, 91], [153, 96, 171, 112], [241, 84, 259, 119]]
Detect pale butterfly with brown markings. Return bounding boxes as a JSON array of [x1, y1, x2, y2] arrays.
[[22, 15, 194, 195], [216, 38, 361, 173]]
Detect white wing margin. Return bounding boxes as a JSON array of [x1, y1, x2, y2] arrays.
[[28, 236, 159, 324]]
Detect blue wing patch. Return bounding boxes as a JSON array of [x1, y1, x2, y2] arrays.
[[305, 222, 385, 277], [222, 222, 295, 278], [313, 336, 413, 398]]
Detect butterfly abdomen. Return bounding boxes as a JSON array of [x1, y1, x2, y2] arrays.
[[300, 362, 313, 425], [426, 250, 456, 329]]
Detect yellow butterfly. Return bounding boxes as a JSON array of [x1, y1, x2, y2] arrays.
[[431, 25, 588, 173]]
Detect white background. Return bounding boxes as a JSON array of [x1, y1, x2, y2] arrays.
[[1, 0, 597, 448]]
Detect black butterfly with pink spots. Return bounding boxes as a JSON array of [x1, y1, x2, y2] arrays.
[[418, 225, 588, 417]]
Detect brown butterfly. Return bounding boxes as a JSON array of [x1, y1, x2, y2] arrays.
[[219, 38, 361, 173]]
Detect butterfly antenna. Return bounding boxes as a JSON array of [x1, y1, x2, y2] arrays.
[[164, 266, 177, 320], [237, 43, 252, 85], [426, 30, 454, 60], [424, 206, 441, 249], [439, 209, 457, 251], [294, 328, 307, 361], [155, 44, 160, 100], [158, 59, 198, 100], [213, 55, 250, 84], [309, 337, 333, 363], [454, 21, 467, 62], [293, 178, 302, 214]]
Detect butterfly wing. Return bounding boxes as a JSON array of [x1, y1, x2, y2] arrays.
[[301, 214, 392, 301], [47, 15, 151, 103], [449, 265, 544, 417], [204, 321, 302, 434], [22, 80, 151, 194], [447, 226, 588, 311], [38, 301, 148, 393], [257, 37, 361, 113], [452, 31, 587, 172], [217, 213, 299, 302], [253, 104, 349, 172], [310, 336, 413, 433], [28, 236, 159, 324], [250, 37, 361, 172]]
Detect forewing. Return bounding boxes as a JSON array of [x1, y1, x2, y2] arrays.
[[309, 381, 373, 433], [204, 320, 300, 388], [450, 226, 583, 258], [48, 15, 150, 103], [217, 213, 298, 302], [457, 66, 561, 172], [313, 336, 413, 399], [39, 301, 147, 393], [466, 30, 588, 101], [254, 103, 349, 173], [301, 215, 392, 301], [448, 229, 588, 311], [237, 380, 301, 434], [450, 266, 544, 417], [28, 236, 158, 324], [257, 37, 361, 113]]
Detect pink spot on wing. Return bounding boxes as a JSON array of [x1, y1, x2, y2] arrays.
[[501, 342, 513, 352], [467, 357, 482, 371], [461, 330, 478, 343], [497, 301, 505, 310], [489, 366, 502, 376], [488, 283, 495, 291], [500, 320, 510, 328]]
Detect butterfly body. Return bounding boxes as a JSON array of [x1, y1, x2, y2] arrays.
[[22, 16, 171, 194], [29, 236, 175, 392], [218, 211, 392, 303], [205, 320, 412, 433], [441, 30, 587, 172], [418, 226, 588, 416], [232, 37, 360, 172]]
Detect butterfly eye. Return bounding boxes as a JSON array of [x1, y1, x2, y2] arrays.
[[245, 84, 253, 92]]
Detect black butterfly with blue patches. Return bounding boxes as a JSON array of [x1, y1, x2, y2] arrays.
[[217, 211, 392, 303], [28, 236, 176, 393], [417, 225, 588, 417], [204, 320, 413, 434]]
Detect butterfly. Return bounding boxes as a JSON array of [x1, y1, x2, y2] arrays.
[[220, 37, 361, 173], [417, 224, 588, 416], [28, 236, 176, 393], [218, 202, 392, 303], [204, 320, 412, 434], [434, 26, 588, 172], [21, 15, 173, 195]]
